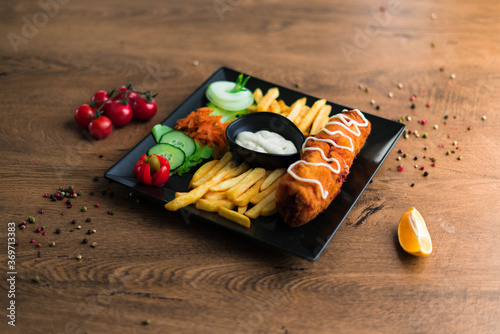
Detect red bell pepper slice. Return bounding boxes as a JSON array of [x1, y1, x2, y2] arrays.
[[134, 154, 170, 186]]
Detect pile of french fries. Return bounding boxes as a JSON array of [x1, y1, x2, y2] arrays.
[[247, 87, 332, 136], [164, 152, 285, 228]]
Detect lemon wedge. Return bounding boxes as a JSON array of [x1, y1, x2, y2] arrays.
[[398, 207, 432, 256]]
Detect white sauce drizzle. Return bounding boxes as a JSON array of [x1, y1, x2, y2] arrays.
[[287, 109, 369, 199]]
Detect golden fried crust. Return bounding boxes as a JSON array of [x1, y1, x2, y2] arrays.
[[276, 110, 371, 227]]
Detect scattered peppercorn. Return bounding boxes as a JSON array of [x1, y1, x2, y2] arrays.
[[89, 191, 94, 196], [81, 206, 87, 212], [107, 210, 114, 215], [87, 230, 92, 235], [30, 239, 36, 243], [42, 232, 47, 236], [82, 238, 88, 244], [457, 155, 462, 160], [423, 171, 429, 177], [33, 276, 40, 283], [142, 319, 151, 326], [413, 156, 418, 161], [410, 183, 415, 187], [86, 218, 91, 223], [77, 255, 82, 260], [482, 115, 486, 120], [91, 242, 97, 248], [93, 176, 99, 182], [36, 243, 42, 247], [50, 242, 56, 247], [375, 105, 380, 110], [95, 203, 100, 208], [71, 219, 76, 224], [55, 228, 61, 234], [397, 165, 404, 171], [29, 216, 36, 223]]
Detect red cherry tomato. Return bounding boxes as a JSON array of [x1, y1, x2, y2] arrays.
[[132, 97, 157, 121], [91, 90, 109, 108], [88, 116, 113, 139], [106, 100, 133, 126], [74, 104, 95, 128], [116, 85, 138, 102]]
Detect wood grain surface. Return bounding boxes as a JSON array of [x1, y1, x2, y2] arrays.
[[1, 0, 499, 333]]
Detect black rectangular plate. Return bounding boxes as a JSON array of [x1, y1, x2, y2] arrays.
[[104, 67, 405, 261]]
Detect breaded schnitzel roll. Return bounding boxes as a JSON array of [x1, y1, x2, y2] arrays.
[[276, 109, 371, 227]]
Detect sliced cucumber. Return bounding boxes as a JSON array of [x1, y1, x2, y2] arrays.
[[159, 130, 196, 157], [147, 143, 185, 170], [152, 124, 173, 143]]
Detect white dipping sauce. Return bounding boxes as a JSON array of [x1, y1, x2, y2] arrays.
[[235, 130, 297, 155]]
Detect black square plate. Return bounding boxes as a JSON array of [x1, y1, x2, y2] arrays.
[[104, 67, 405, 261]]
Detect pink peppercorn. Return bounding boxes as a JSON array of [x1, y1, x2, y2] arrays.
[[410, 95, 416, 101], [42, 232, 47, 236], [95, 203, 100, 208], [421, 119, 427, 125], [22, 222, 27, 226], [36, 228, 42, 233], [34, 259, 39, 263], [426, 103, 431, 108], [36, 243, 42, 247], [39, 209, 44, 214], [43, 193, 49, 197], [398, 166, 404, 171], [431, 163, 436, 167], [398, 149, 404, 154], [30, 239, 36, 243], [420, 166, 425, 170], [61, 212, 65, 216]]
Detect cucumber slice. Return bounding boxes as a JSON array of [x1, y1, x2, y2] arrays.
[[147, 143, 185, 170], [152, 124, 173, 143], [159, 130, 196, 157]]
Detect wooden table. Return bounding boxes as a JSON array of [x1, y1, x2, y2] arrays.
[[1, 0, 499, 333]]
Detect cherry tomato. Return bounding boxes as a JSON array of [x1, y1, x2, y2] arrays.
[[116, 85, 138, 102], [106, 100, 133, 126], [74, 104, 95, 128], [88, 116, 113, 139], [132, 97, 157, 121], [90, 90, 109, 108]]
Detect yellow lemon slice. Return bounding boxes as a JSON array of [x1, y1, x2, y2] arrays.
[[398, 207, 432, 256]]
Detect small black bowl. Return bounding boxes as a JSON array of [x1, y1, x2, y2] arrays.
[[225, 112, 305, 169]]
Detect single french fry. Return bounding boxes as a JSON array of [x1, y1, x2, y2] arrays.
[[253, 88, 263, 104], [196, 198, 235, 212], [175, 192, 188, 198], [310, 104, 332, 136], [298, 99, 327, 134], [278, 100, 289, 114], [270, 99, 281, 113], [209, 165, 251, 192], [165, 180, 217, 211], [257, 87, 279, 112], [251, 177, 281, 204], [247, 104, 258, 112], [218, 206, 251, 228], [237, 205, 247, 214], [294, 105, 310, 128], [203, 191, 227, 200], [260, 201, 278, 217], [261, 168, 286, 191], [190, 152, 233, 188], [234, 178, 265, 206], [244, 192, 276, 219], [286, 97, 306, 123], [226, 168, 266, 200], [189, 160, 218, 188]]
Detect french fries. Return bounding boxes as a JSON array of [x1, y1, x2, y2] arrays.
[[165, 157, 284, 228]]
